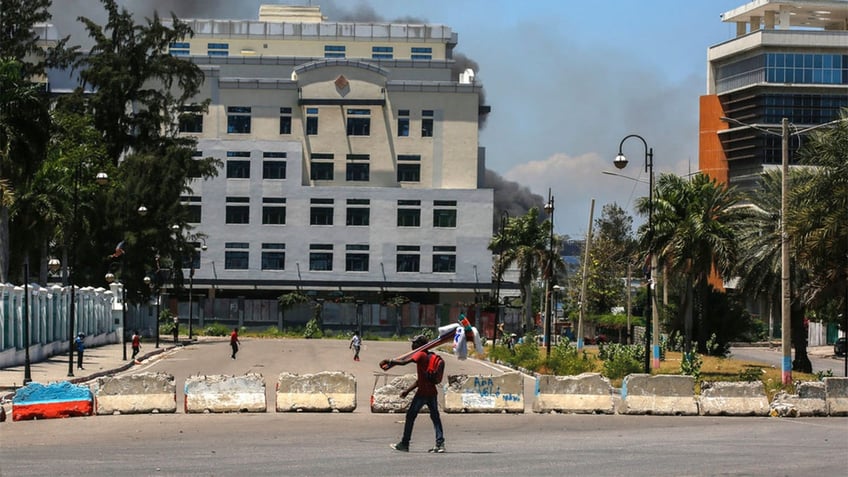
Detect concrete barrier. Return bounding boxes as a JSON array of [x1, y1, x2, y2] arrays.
[[184, 373, 266, 413], [92, 372, 176, 415], [276, 371, 356, 412], [825, 377, 848, 416], [370, 374, 419, 413], [533, 373, 614, 414], [444, 372, 524, 413], [620, 374, 698, 415], [12, 381, 92, 421], [699, 381, 770, 416], [769, 381, 826, 417]]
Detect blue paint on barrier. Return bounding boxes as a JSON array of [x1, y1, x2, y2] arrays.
[[13, 381, 93, 404]]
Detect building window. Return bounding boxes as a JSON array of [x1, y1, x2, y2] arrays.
[[311, 163, 333, 180], [224, 242, 249, 270], [324, 45, 346, 58], [262, 198, 286, 225], [421, 110, 434, 137], [169, 42, 190, 56], [397, 109, 409, 137], [226, 205, 250, 224], [396, 245, 420, 272], [263, 152, 287, 179], [227, 106, 251, 134], [432, 246, 456, 273], [208, 42, 228, 57], [346, 199, 370, 226], [310, 153, 333, 181], [372, 46, 393, 59], [346, 154, 370, 182], [226, 197, 250, 224], [397, 154, 421, 182], [224, 251, 249, 270], [178, 105, 203, 133], [279, 107, 292, 135], [261, 243, 285, 270], [309, 244, 333, 271], [310, 198, 334, 225], [346, 109, 370, 136], [434, 200, 457, 228], [188, 150, 202, 178], [345, 244, 369, 272], [397, 200, 421, 227], [181, 195, 202, 223], [226, 160, 250, 179], [411, 47, 432, 60], [306, 107, 319, 135]]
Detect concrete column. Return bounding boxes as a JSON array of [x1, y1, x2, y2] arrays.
[[750, 16, 762, 32], [736, 22, 746, 37], [778, 6, 791, 29], [764, 11, 775, 30]]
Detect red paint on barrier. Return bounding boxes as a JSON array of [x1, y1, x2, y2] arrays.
[[12, 400, 92, 421]]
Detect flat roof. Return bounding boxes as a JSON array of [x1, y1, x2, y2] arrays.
[[721, 0, 848, 29]]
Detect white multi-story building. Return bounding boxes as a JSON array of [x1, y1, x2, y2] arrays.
[[166, 5, 493, 306]]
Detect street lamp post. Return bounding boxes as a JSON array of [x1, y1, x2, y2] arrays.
[[614, 134, 656, 373], [105, 268, 127, 361], [543, 189, 555, 357], [779, 118, 792, 385], [144, 270, 161, 349], [23, 258, 32, 384]]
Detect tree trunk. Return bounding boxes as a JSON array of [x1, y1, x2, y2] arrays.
[[523, 282, 533, 335], [791, 303, 812, 373], [683, 275, 694, 356]]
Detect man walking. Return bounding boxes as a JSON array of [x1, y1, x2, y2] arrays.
[[75, 333, 85, 370], [230, 327, 241, 359], [381, 335, 445, 453], [131, 330, 141, 360], [349, 332, 362, 361]]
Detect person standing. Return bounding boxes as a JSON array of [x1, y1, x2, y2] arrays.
[[381, 335, 445, 453], [230, 327, 240, 359], [131, 330, 141, 360], [74, 333, 85, 370], [349, 332, 362, 361]]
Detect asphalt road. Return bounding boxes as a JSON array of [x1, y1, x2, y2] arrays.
[[730, 346, 848, 377], [1, 339, 846, 476]]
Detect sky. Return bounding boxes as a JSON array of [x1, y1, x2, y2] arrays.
[[50, 0, 747, 238]]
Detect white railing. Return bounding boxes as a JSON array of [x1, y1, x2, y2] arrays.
[[0, 283, 119, 368]]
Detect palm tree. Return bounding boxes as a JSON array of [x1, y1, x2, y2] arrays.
[[792, 112, 848, 307], [489, 207, 554, 333], [735, 169, 816, 372], [638, 173, 747, 356], [733, 170, 782, 343]]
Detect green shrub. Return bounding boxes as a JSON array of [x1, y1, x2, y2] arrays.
[[303, 318, 323, 339], [511, 336, 542, 372], [600, 343, 644, 380], [546, 340, 596, 376], [202, 322, 231, 337], [680, 352, 703, 380]]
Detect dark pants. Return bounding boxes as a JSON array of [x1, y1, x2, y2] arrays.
[[132, 346, 139, 359], [353, 345, 360, 360], [401, 394, 444, 446], [231, 342, 239, 359], [77, 350, 84, 369]]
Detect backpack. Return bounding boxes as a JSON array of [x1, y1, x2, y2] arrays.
[[424, 352, 445, 384]]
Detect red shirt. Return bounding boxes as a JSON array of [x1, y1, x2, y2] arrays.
[[230, 331, 239, 344], [132, 335, 140, 347], [412, 350, 438, 397]]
